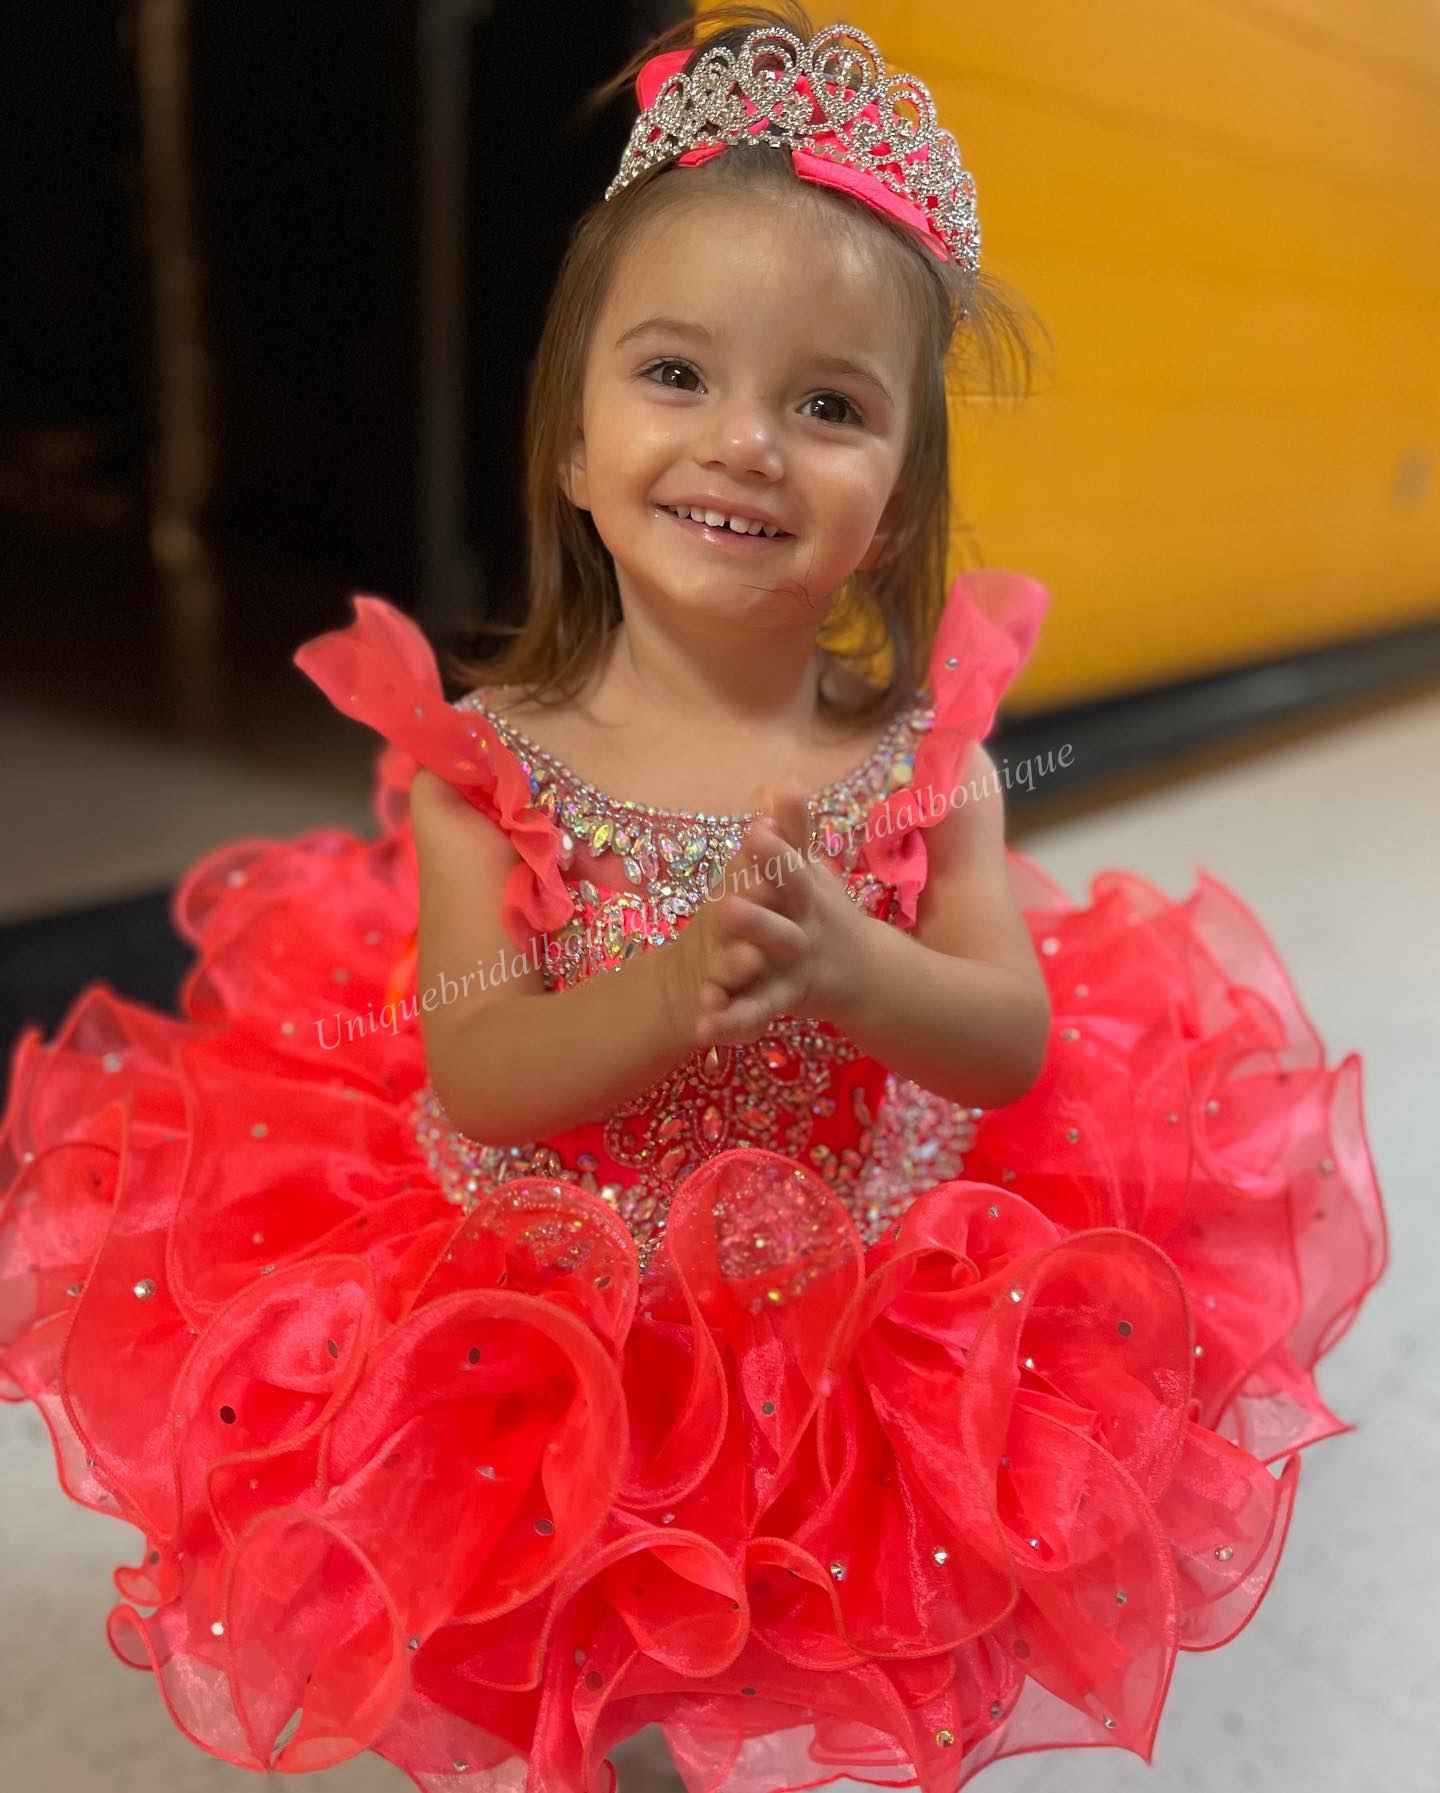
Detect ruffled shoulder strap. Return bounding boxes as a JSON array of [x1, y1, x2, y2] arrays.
[[858, 568, 1048, 929], [294, 595, 574, 948]]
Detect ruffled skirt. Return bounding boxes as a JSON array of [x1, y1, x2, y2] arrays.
[[0, 821, 1385, 1791]]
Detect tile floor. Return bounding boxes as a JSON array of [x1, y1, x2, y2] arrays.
[[1, 691, 1435, 1791]]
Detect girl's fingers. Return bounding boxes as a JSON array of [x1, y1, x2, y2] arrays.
[[717, 939, 767, 990], [700, 975, 801, 1046], [699, 933, 768, 1005], [720, 895, 805, 963], [709, 1000, 776, 1047], [751, 783, 809, 849], [767, 785, 813, 855], [727, 822, 807, 916]]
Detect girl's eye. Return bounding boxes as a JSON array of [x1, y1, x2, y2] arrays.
[[803, 392, 862, 427], [638, 359, 863, 427], [642, 358, 702, 393]]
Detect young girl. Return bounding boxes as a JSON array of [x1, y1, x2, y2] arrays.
[[0, 8, 1386, 1792]]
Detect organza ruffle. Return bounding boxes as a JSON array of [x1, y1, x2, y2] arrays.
[[859, 570, 1048, 930], [0, 804, 1384, 1791], [294, 595, 575, 950]]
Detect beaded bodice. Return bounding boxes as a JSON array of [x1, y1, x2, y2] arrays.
[[459, 686, 934, 947], [411, 686, 982, 1268]]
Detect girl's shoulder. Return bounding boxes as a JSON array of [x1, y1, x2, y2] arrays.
[[463, 680, 545, 716], [454, 682, 602, 770], [408, 762, 477, 820]]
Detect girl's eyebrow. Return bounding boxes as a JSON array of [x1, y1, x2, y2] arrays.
[[613, 314, 708, 351], [612, 314, 894, 407]]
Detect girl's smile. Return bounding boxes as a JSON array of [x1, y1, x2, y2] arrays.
[[654, 502, 796, 555]]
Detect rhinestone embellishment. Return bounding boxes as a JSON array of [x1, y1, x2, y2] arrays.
[[457, 685, 932, 932], [604, 24, 981, 275]]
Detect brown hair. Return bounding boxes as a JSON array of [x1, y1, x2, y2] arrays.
[[450, 0, 1049, 724]]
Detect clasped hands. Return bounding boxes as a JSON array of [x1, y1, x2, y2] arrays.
[[666, 782, 872, 1049]]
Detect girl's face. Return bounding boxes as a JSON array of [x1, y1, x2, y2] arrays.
[[564, 192, 913, 637]]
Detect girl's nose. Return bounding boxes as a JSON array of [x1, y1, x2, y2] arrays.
[[701, 394, 783, 478]]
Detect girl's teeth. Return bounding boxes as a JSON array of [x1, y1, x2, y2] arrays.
[[669, 505, 781, 537]]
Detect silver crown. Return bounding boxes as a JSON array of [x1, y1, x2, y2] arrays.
[[605, 23, 980, 275]]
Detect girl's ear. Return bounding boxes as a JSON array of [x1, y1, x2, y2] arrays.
[[856, 485, 905, 572], [560, 429, 590, 511]]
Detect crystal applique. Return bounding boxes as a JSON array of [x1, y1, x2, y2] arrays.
[[454, 686, 933, 932]]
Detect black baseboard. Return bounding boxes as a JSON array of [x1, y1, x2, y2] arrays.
[[0, 890, 189, 1056], [994, 611, 1440, 827]]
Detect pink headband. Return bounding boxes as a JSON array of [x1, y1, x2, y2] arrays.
[[608, 27, 979, 274]]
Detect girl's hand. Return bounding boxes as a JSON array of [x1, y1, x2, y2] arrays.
[[676, 782, 871, 1050]]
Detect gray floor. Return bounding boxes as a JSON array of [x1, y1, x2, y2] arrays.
[[1, 693, 1436, 1791], [0, 697, 373, 924]]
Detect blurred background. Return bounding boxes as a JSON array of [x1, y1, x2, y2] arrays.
[[1, 2, 1438, 1789]]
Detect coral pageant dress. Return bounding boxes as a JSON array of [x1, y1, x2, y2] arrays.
[[0, 571, 1386, 1792]]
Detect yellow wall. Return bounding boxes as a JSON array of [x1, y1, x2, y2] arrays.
[[695, 1, 1440, 708]]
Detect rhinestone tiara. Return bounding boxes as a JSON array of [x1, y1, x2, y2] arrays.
[[604, 23, 980, 275]]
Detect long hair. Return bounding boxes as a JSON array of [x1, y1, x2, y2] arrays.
[[452, 1, 1049, 722]]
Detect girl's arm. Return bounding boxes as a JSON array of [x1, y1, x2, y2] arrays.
[[411, 769, 699, 1144], [838, 745, 1052, 1108]]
